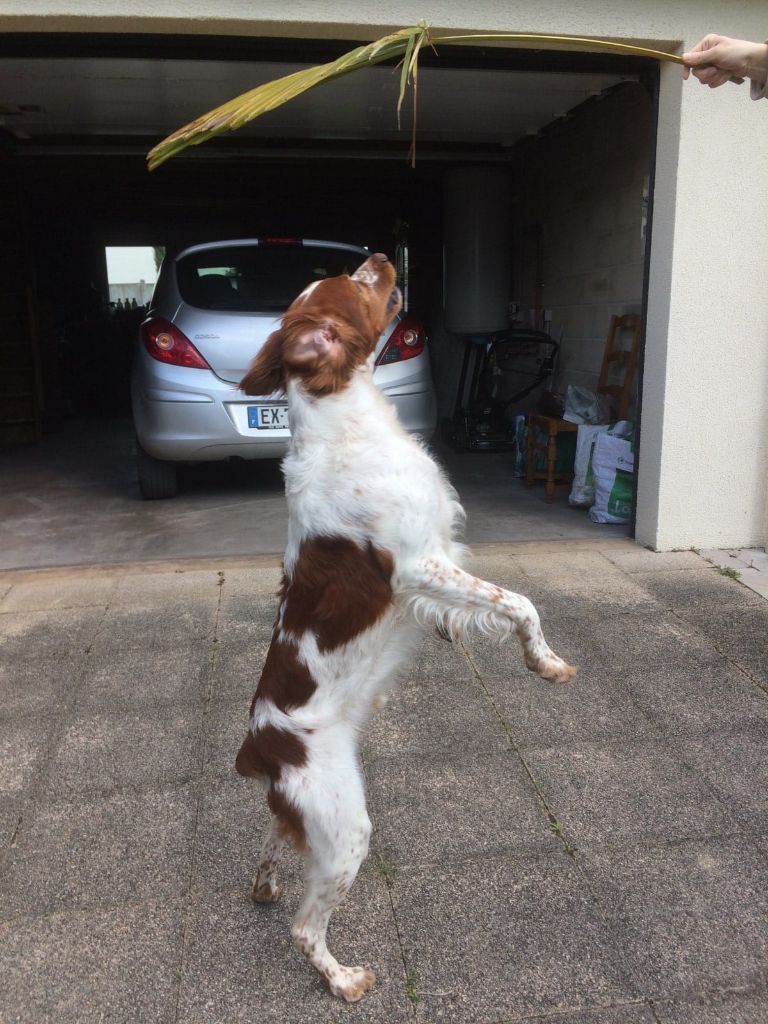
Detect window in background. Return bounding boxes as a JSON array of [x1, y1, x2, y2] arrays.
[[105, 246, 164, 308]]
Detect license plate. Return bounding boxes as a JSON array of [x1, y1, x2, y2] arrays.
[[247, 403, 290, 428], [247, 405, 289, 430]]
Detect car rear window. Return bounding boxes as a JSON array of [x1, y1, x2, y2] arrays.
[[175, 244, 366, 312]]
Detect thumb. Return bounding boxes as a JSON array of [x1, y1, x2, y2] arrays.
[[682, 46, 720, 66]]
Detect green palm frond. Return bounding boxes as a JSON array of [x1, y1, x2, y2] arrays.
[[147, 24, 429, 170], [147, 24, 681, 171]]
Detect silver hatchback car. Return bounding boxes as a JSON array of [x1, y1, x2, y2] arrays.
[[131, 239, 437, 498]]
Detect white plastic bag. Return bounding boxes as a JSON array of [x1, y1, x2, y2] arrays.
[[512, 414, 527, 478], [563, 385, 611, 425], [569, 424, 610, 507], [589, 421, 634, 524]]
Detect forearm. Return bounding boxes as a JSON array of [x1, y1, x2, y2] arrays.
[[745, 41, 768, 86]]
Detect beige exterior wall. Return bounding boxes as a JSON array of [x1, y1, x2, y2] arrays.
[[643, 59, 768, 551], [3, 0, 768, 550]]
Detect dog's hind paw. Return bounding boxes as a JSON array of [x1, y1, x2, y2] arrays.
[[329, 966, 376, 1002], [527, 655, 577, 684], [251, 874, 282, 903]]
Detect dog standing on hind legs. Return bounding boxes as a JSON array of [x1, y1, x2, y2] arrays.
[[234, 252, 577, 1002]]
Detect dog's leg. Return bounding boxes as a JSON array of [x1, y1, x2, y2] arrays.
[[290, 765, 375, 1002], [293, 851, 374, 1002], [404, 557, 576, 683], [251, 817, 287, 903]]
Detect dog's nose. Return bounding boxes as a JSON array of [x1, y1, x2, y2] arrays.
[[351, 253, 391, 285]]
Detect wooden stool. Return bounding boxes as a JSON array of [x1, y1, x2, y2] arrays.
[[525, 314, 641, 502], [525, 416, 578, 503]]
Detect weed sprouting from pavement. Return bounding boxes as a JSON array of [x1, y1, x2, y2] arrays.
[[405, 970, 421, 1005], [714, 566, 741, 580]]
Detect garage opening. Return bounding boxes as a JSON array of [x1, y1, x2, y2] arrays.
[[0, 32, 657, 568]]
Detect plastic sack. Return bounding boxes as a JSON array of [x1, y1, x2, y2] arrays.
[[589, 421, 634, 523], [568, 424, 611, 507], [512, 414, 527, 478], [530, 425, 577, 475], [563, 385, 611, 425]]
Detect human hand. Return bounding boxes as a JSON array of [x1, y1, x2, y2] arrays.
[[682, 34, 768, 88]]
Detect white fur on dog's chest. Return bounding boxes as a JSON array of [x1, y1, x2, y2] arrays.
[[282, 373, 463, 576]]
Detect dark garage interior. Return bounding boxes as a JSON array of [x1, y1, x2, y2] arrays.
[[0, 33, 656, 569]]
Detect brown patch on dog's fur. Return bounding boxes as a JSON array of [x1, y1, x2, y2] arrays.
[[282, 537, 394, 652], [240, 256, 401, 399], [240, 329, 286, 396], [236, 536, 392, 857], [241, 309, 374, 399], [235, 722, 309, 853], [235, 724, 307, 781], [268, 787, 307, 850], [251, 636, 317, 715], [281, 311, 372, 397]]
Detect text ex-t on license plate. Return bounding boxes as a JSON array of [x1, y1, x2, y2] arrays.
[[247, 405, 289, 430]]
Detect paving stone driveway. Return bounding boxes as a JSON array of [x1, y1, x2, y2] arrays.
[[1, 540, 767, 1023]]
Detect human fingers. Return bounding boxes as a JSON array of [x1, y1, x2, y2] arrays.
[[706, 69, 735, 88], [684, 43, 726, 69], [692, 65, 731, 87], [683, 34, 726, 64]]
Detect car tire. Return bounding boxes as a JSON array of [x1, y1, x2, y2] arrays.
[[136, 441, 178, 500]]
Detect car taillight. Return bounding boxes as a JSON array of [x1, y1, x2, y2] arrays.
[[141, 318, 210, 369], [375, 315, 426, 366]]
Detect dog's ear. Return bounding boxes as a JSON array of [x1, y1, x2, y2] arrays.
[[240, 329, 286, 396]]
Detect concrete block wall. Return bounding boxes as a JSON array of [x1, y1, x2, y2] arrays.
[[513, 82, 653, 408]]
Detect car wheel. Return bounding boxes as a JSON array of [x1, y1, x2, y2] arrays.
[[136, 441, 178, 500]]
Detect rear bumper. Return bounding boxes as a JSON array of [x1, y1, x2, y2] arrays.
[[132, 390, 290, 462], [132, 355, 435, 462], [381, 384, 437, 437]]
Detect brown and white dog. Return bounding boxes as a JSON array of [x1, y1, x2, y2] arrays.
[[235, 252, 576, 1002]]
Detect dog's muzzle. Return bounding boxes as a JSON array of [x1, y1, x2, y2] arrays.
[[387, 287, 401, 312]]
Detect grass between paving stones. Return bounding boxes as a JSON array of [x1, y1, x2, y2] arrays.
[[548, 816, 566, 838], [405, 969, 421, 1006], [373, 853, 399, 887], [699, 552, 742, 580]]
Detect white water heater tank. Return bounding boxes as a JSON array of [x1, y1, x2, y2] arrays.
[[443, 166, 511, 334]]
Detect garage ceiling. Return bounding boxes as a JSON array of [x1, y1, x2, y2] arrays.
[[0, 56, 635, 156]]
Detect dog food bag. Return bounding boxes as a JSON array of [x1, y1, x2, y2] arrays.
[[588, 421, 634, 524], [569, 424, 611, 507]]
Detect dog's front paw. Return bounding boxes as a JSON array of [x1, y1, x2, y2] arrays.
[[329, 965, 376, 1002]]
